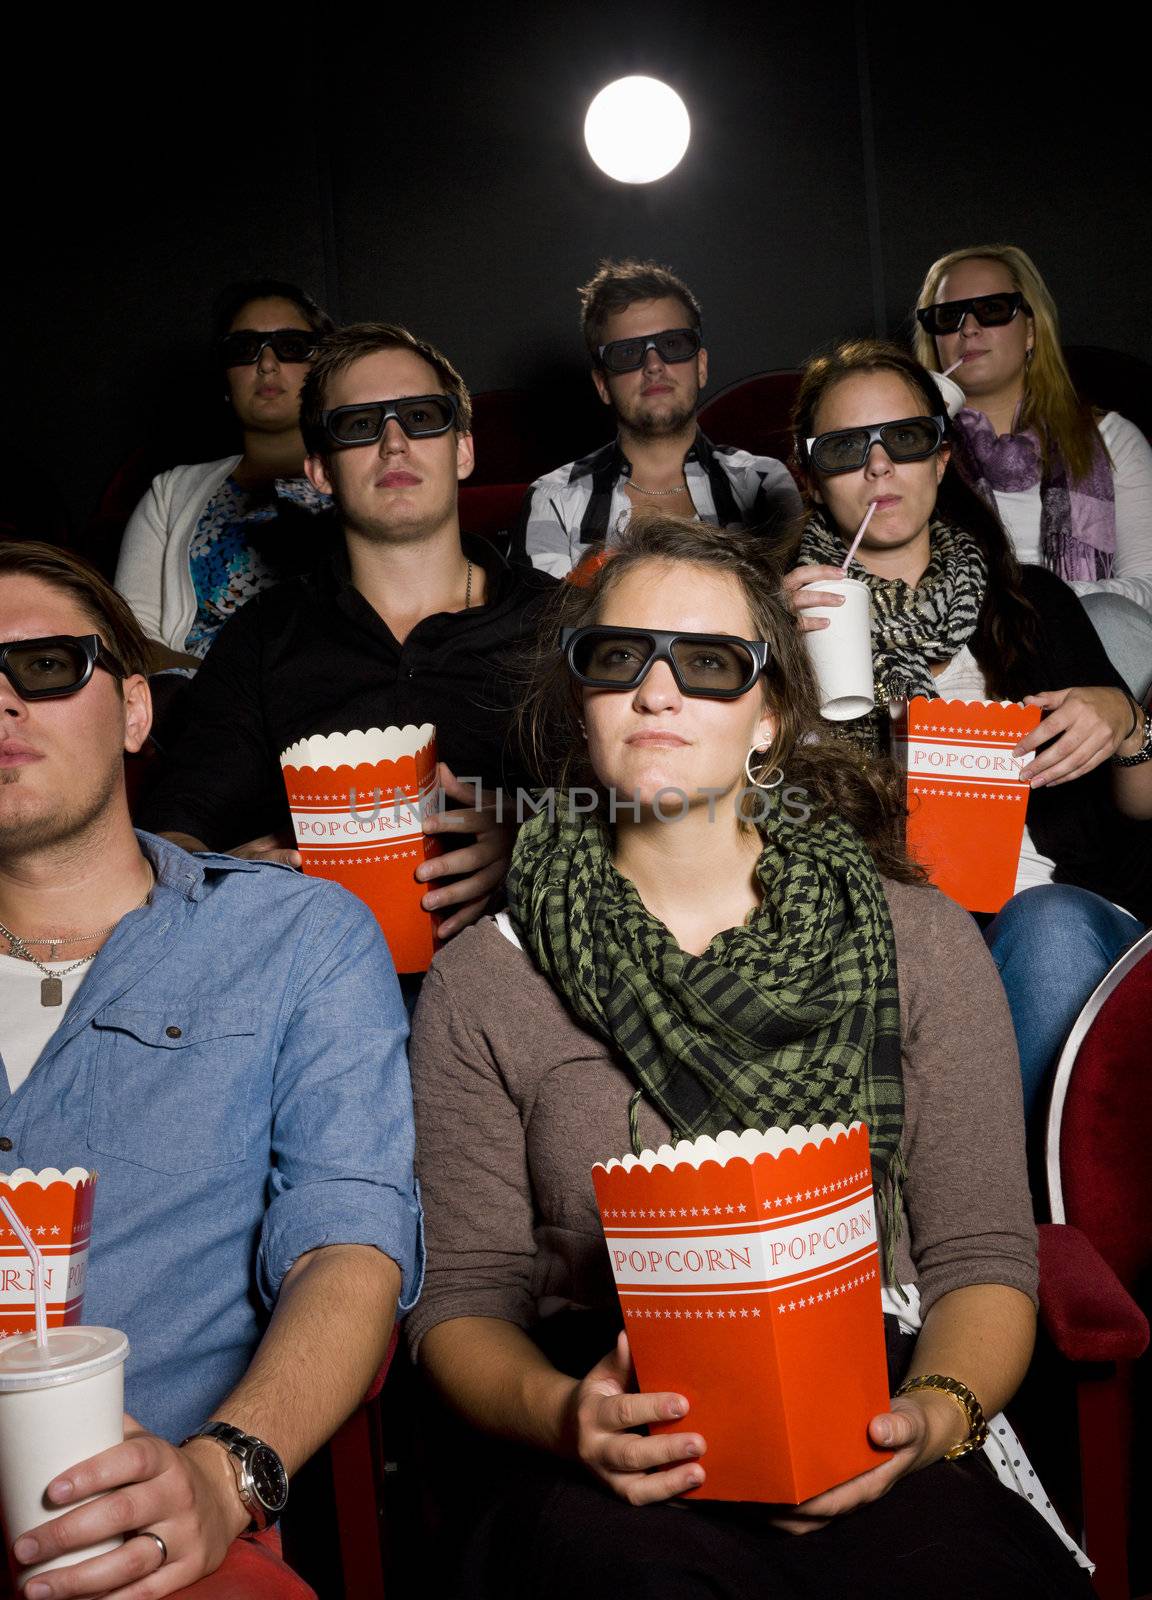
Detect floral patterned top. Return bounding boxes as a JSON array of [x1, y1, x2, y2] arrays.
[[184, 475, 331, 657]]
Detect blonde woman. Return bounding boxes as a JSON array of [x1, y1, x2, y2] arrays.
[[914, 244, 1152, 697]]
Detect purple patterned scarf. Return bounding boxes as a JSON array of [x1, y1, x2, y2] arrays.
[[952, 407, 1115, 582]]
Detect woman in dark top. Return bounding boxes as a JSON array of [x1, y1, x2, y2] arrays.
[[783, 340, 1151, 1117]]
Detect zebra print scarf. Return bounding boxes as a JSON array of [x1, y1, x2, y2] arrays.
[[798, 510, 987, 703]]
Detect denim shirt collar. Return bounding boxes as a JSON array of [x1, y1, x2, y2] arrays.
[[6, 833, 273, 1092], [141, 829, 265, 903]]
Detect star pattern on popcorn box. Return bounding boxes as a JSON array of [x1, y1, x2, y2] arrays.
[[910, 785, 1026, 802], [619, 1265, 880, 1324]]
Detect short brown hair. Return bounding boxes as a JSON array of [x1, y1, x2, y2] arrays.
[[299, 322, 473, 455], [0, 542, 150, 680], [578, 260, 703, 362]]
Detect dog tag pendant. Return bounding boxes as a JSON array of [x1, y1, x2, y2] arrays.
[[40, 976, 63, 1007]]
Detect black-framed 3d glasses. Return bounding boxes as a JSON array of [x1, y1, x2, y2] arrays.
[[562, 625, 769, 698], [322, 395, 459, 448], [219, 329, 320, 367], [804, 415, 946, 476], [915, 291, 1031, 337], [0, 635, 126, 700], [596, 328, 702, 374]]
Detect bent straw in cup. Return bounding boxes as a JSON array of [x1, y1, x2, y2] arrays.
[[801, 504, 876, 720], [0, 1197, 47, 1351], [839, 501, 877, 574], [941, 356, 966, 377]]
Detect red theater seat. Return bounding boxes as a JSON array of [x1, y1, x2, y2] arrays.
[[1, 1530, 314, 1600], [1037, 929, 1152, 1599], [697, 369, 802, 475], [459, 482, 527, 544]]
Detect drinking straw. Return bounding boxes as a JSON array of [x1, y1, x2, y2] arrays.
[[0, 1195, 48, 1350], [840, 501, 877, 574], [941, 356, 966, 377]]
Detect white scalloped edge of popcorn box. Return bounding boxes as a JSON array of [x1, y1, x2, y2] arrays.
[[907, 695, 1020, 711], [280, 724, 435, 771], [0, 1168, 94, 1188], [595, 1122, 862, 1176]]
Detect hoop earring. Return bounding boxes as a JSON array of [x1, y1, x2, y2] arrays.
[[744, 745, 784, 790]]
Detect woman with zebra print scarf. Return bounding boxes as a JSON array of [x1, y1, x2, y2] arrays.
[[783, 340, 1151, 1122]]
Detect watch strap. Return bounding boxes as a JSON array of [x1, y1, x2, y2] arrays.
[[180, 1421, 286, 1530], [1113, 706, 1152, 767]]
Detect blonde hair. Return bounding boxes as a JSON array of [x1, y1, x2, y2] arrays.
[[913, 244, 1101, 481]]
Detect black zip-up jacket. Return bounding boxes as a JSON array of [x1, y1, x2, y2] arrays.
[[140, 537, 557, 852]]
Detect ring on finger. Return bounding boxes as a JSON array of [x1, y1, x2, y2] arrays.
[[137, 1530, 168, 1566]]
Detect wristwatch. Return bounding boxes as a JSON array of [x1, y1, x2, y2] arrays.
[[1113, 704, 1152, 767], [181, 1421, 289, 1530]]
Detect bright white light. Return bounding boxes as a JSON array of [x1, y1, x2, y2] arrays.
[[584, 77, 690, 184]]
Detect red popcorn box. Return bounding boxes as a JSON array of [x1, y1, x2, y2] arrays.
[[592, 1123, 891, 1504], [0, 1168, 97, 1336], [890, 696, 1043, 914], [280, 724, 442, 974]]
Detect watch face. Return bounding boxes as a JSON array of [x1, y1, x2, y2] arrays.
[[248, 1444, 289, 1512]]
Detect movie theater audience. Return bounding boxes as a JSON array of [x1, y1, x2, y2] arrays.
[[138, 323, 555, 940], [114, 280, 335, 669], [406, 517, 1090, 1599], [8, 252, 1149, 1596], [914, 245, 1152, 700], [783, 341, 1150, 1117], [512, 261, 799, 576]]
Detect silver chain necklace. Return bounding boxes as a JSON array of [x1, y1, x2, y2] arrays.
[[0, 867, 155, 1007]]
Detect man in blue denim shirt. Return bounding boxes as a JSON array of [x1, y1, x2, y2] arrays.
[[0, 544, 422, 1599]]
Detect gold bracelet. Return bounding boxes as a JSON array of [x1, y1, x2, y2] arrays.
[[894, 1373, 988, 1460]]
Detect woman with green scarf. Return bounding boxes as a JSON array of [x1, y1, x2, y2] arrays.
[[783, 341, 1150, 1125], [405, 518, 1088, 1598]]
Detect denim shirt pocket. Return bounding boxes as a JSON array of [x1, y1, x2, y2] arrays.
[[88, 1002, 260, 1173]]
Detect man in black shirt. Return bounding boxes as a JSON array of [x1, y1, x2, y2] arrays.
[[141, 323, 556, 937]]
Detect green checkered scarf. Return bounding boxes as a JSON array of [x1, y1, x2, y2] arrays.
[[507, 802, 906, 1274]]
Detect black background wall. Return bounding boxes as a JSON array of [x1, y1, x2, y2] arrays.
[[10, 5, 1150, 533]]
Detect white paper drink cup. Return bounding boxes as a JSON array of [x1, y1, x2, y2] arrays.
[[0, 1327, 128, 1587], [801, 578, 875, 721]]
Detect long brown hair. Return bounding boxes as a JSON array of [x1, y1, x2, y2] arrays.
[[913, 244, 1102, 481], [518, 517, 923, 884], [787, 340, 1044, 699]]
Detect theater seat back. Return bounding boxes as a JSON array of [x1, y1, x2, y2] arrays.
[[697, 370, 802, 468], [1046, 930, 1152, 1293]]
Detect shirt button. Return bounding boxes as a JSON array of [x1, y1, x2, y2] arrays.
[[0, 1138, 12, 1152], [165, 1025, 183, 1039]]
